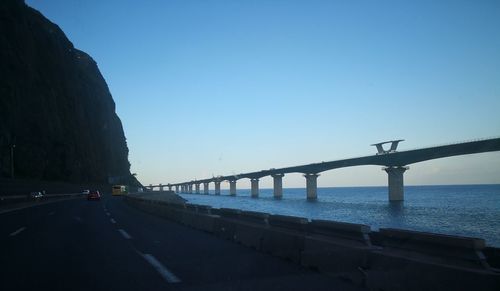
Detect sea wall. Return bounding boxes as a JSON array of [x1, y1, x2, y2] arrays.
[[124, 193, 500, 291]]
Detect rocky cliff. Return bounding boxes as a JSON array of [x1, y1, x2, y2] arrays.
[[0, 0, 136, 185]]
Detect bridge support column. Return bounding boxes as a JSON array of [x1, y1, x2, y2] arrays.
[[149, 184, 153, 191], [384, 166, 408, 201], [175, 185, 179, 193], [229, 180, 237, 196], [168, 185, 172, 191], [203, 182, 209, 194], [272, 174, 284, 199], [215, 181, 221, 195], [189, 184, 193, 194], [159, 184, 163, 191], [250, 178, 259, 198], [304, 173, 319, 200], [195, 183, 200, 194]]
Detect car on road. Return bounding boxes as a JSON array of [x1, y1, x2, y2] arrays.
[[30, 192, 43, 199], [82, 190, 90, 195], [87, 190, 101, 201]]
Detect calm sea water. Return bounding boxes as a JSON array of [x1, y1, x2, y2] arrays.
[[177, 184, 500, 247]]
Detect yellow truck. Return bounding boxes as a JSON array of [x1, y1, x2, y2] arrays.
[[112, 185, 128, 196]]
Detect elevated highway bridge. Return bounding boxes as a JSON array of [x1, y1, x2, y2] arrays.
[[150, 137, 500, 201]]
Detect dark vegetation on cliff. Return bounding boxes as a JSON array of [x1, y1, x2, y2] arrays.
[[0, 0, 139, 186]]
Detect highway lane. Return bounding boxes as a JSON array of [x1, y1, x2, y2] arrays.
[[0, 194, 365, 290], [0, 196, 169, 291]]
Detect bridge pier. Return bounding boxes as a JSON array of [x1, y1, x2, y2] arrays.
[[384, 166, 408, 201], [159, 184, 163, 191], [203, 182, 209, 194], [175, 185, 179, 193], [168, 185, 172, 191], [229, 180, 237, 196], [250, 178, 259, 198], [189, 184, 193, 194], [272, 174, 284, 199], [215, 181, 221, 195], [304, 173, 319, 200], [195, 183, 200, 194], [149, 184, 153, 191]]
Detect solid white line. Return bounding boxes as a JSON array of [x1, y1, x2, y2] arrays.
[[118, 229, 132, 239], [9, 227, 26, 237], [140, 253, 181, 283], [110, 218, 116, 224]]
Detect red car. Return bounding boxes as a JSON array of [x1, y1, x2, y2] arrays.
[[87, 190, 101, 201]]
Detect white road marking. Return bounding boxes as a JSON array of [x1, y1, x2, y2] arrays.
[[118, 229, 132, 239], [140, 253, 181, 283], [9, 227, 26, 237], [110, 218, 116, 224]]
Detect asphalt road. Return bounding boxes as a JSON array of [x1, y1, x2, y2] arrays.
[[0, 193, 365, 291]]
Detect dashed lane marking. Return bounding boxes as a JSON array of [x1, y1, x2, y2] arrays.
[[139, 253, 181, 283], [9, 227, 26, 237], [118, 229, 132, 239]]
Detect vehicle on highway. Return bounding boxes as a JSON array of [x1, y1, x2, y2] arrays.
[[87, 190, 101, 201], [30, 191, 43, 199], [82, 190, 90, 195], [112, 185, 128, 196]]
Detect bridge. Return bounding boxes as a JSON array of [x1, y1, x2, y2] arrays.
[[149, 137, 500, 201]]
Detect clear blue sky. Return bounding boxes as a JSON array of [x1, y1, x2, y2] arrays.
[[27, 0, 500, 188]]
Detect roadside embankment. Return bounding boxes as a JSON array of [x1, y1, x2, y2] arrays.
[[124, 193, 500, 291]]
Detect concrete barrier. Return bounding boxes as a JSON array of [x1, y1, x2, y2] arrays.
[[262, 214, 308, 263], [233, 211, 269, 250], [377, 228, 488, 268], [366, 228, 500, 291], [213, 208, 241, 241], [123, 196, 500, 290], [301, 220, 374, 283]]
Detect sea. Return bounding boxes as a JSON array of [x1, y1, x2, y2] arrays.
[[177, 184, 500, 247]]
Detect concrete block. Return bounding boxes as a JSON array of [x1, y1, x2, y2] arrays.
[[268, 214, 308, 231], [308, 220, 371, 245], [213, 217, 239, 241], [366, 250, 500, 291], [301, 220, 373, 278], [378, 228, 489, 269], [262, 215, 309, 263], [197, 205, 212, 214], [239, 210, 269, 225], [191, 214, 220, 233], [218, 208, 241, 219], [234, 221, 268, 250]]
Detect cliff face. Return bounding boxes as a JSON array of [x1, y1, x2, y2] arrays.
[[0, 0, 134, 184]]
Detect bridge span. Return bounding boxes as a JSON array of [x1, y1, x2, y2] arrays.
[[150, 137, 500, 201]]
